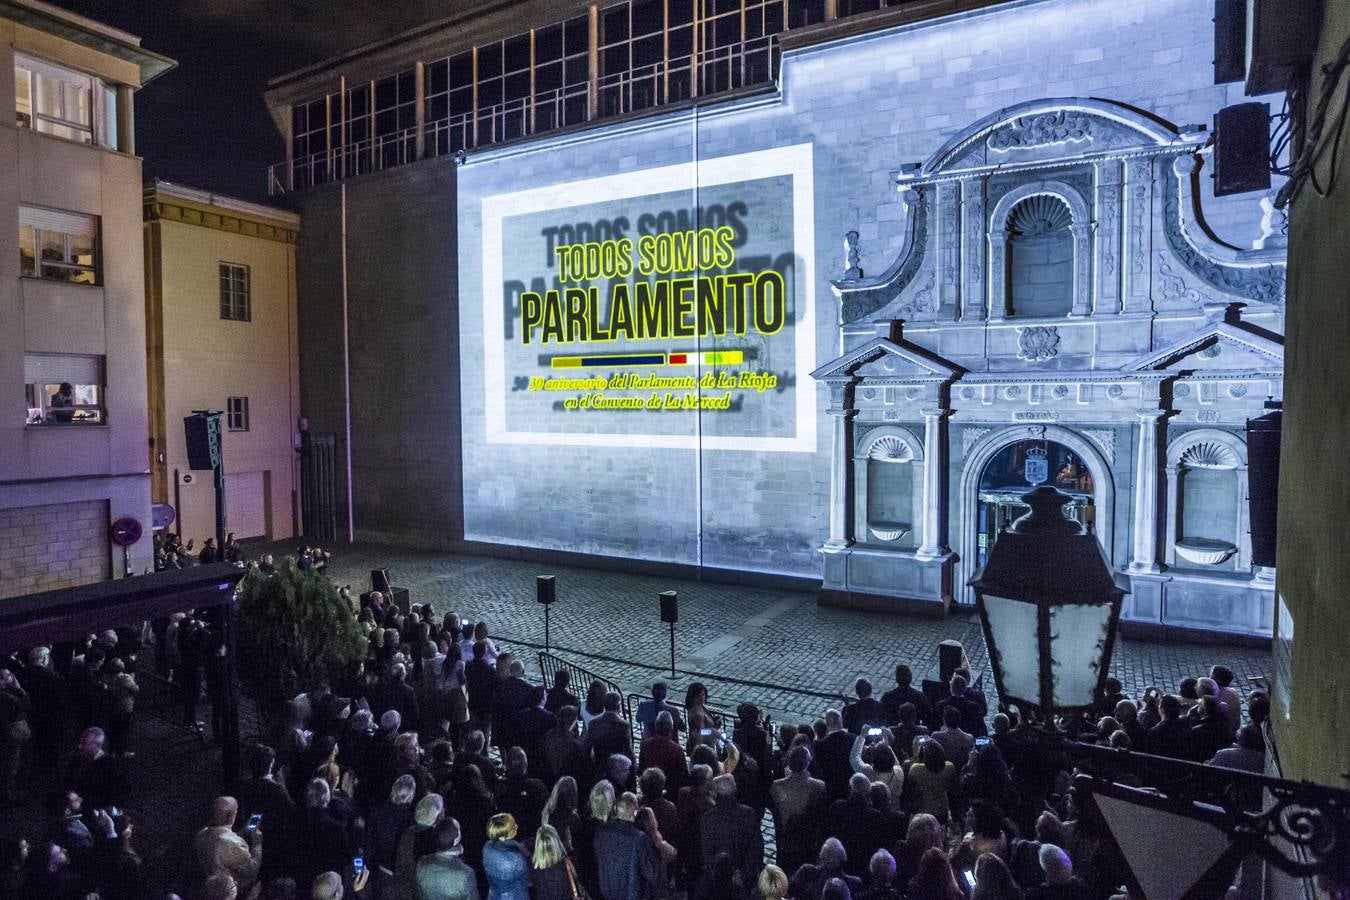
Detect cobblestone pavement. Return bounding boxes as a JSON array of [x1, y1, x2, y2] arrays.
[[324, 544, 1273, 724]]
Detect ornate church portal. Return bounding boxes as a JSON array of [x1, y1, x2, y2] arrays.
[[975, 439, 1097, 569], [812, 99, 1284, 638]]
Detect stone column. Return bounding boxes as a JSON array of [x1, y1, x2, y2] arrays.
[[917, 407, 948, 559], [1130, 411, 1164, 572], [825, 383, 857, 549]]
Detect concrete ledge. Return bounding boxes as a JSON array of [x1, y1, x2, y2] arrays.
[[818, 588, 950, 617], [1119, 618, 1273, 649]]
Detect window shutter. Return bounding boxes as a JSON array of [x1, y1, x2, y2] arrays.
[[24, 354, 102, 385], [20, 207, 96, 236]]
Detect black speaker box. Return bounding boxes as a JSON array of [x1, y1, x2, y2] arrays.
[[537, 575, 557, 604], [659, 590, 678, 624], [1213, 0, 1247, 84], [183, 413, 221, 471], [938, 639, 965, 683], [371, 568, 391, 592], [1214, 102, 1272, 196], [1247, 408, 1281, 569]]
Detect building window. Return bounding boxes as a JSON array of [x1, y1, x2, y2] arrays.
[[14, 54, 95, 144], [24, 354, 104, 425], [19, 207, 99, 284], [227, 396, 250, 432], [219, 262, 251, 320]]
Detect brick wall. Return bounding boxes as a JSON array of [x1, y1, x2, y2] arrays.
[[0, 500, 110, 599]]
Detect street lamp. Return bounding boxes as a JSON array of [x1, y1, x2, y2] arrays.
[[968, 485, 1125, 718]]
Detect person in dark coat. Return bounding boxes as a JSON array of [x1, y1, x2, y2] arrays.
[[827, 773, 888, 878], [593, 792, 663, 900], [515, 687, 557, 780], [788, 838, 863, 900], [544, 670, 579, 715], [415, 818, 479, 900], [584, 693, 633, 776], [842, 679, 886, 734], [464, 642, 498, 743], [700, 774, 762, 888], [381, 664, 420, 733], [290, 779, 354, 891], [880, 664, 931, 727], [811, 710, 855, 801], [234, 744, 296, 879]]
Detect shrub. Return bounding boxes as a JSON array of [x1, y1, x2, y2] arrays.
[[236, 558, 366, 716]]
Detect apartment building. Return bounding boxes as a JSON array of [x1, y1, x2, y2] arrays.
[[0, 0, 173, 595], [143, 179, 301, 546]]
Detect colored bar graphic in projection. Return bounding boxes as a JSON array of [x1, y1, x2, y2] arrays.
[[549, 350, 745, 369]]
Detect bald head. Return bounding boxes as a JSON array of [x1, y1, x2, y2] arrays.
[[210, 796, 239, 828]]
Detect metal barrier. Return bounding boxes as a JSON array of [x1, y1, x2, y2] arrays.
[[537, 651, 624, 705], [624, 693, 740, 755]]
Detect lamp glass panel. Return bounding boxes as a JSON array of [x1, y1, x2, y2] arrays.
[[981, 593, 1040, 704], [1049, 602, 1113, 709]]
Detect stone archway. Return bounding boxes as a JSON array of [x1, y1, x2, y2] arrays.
[[957, 424, 1115, 604]]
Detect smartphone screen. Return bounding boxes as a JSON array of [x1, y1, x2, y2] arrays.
[[865, 726, 884, 739], [698, 728, 713, 737], [974, 736, 991, 748], [963, 869, 977, 890], [353, 855, 364, 873], [246, 812, 262, 831]]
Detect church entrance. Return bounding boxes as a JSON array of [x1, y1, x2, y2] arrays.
[[975, 438, 1097, 569]]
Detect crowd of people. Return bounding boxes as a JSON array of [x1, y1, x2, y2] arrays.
[[0, 554, 1270, 900]]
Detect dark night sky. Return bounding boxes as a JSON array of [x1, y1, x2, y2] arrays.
[[46, 0, 456, 201]]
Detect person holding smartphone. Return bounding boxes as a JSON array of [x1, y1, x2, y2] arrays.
[[849, 726, 905, 809], [192, 796, 262, 896]]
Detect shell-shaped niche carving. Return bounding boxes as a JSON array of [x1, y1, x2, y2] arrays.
[[1007, 193, 1073, 237], [1179, 441, 1240, 470], [867, 435, 915, 462]]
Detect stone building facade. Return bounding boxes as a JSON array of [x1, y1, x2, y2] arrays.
[[814, 98, 1285, 637], [267, 0, 1284, 637]]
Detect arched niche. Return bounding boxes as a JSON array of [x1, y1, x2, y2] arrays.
[[1164, 428, 1249, 572], [957, 425, 1115, 604], [854, 426, 924, 550], [988, 181, 1093, 321]]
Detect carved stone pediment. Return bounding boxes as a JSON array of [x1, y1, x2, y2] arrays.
[[811, 331, 963, 383], [921, 97, 1187, 178], [1128, 322, 1284, 373]]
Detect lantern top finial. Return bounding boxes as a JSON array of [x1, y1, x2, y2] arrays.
[[1009, 486, 1083, 537]]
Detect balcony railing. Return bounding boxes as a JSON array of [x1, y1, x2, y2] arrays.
[[267, 35, 778, 196]]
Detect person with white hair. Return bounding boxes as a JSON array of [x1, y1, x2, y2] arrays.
[[788, 837, 863, 899], [311, 870, 343, 900], [701, 772, 763, 886], [368, 774, 418, 883], [594, 791, 663, 900], [391, 792, 445, 898], [1026, 843, 1091, 899], [291, 778, 354, 890]]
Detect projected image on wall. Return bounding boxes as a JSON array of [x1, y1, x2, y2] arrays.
[[480, 144, 815, 451]]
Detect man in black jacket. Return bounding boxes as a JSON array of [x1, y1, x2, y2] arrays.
[[593, 792, 662, 900], [515, 687, 556, 780], [463, 642, 497, 743], [880, 664, 930, 726], [584, 693, 632, 776], [701, 774, 763, 887], [826, 773, 887, 878], [842, 679, 886, 734], [811, 709, 854, 802], [235, 744, 296, 879]]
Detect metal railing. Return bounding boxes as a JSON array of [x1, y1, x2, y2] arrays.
[[537, 650, 625, 706], [266, 34, 778, 195], [625, 693, 741, 756]]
